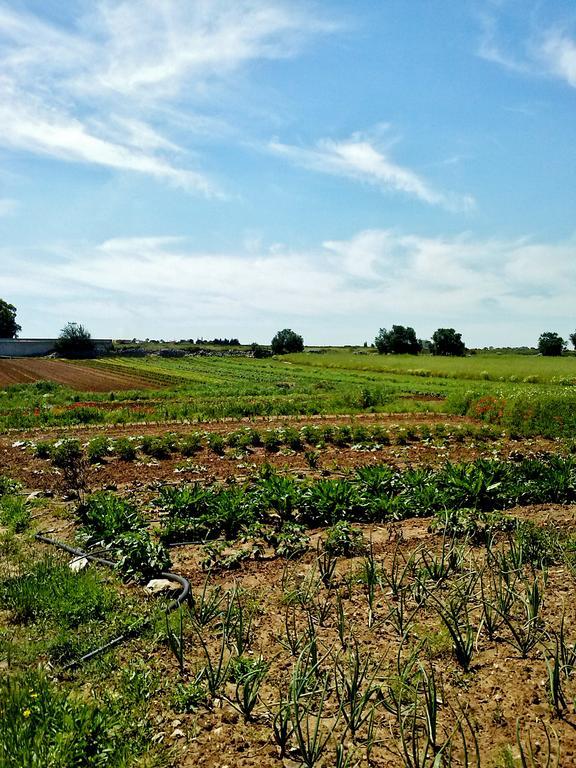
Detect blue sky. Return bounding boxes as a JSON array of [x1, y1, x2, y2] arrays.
[[1, 0, 575, 346]]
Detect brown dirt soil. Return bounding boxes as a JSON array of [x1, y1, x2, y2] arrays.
[[0, 358, 160, 391], [4, 413, 576, 767], [0, 413, 561, 494]]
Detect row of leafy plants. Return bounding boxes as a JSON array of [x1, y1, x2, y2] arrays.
[[28, 421, 502, 467], [152, 454, 576, 545]]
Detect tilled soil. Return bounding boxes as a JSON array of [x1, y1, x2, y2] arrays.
[[0, 413, 562, 494], [0, 358, 159, 391], [4, 413, 576, 767]]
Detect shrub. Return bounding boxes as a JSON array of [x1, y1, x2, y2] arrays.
[[206, 432, 225, 455], [180, 432, 203, 456], [54, 322, 96, 358], [140, 436, 172, 459], [271, 328, 304, 355], [262, 429, 282, 452], [50, 440, 87, 498], [50, 439, 83, 469], [33, 440, 52, 459], [271, 522, 309, 558]]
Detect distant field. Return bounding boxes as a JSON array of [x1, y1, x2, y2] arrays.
[[1, 352, 576, 436], [287, 350, 576, 383], [0, 358, 159, 391]]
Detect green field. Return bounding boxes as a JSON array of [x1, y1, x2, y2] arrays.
[[288, 349, 576, 384], [1, 350, 576, 437]]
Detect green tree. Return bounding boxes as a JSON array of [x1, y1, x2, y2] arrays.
[[569, 332, 576, 351], [271, 328, 304, 355], [374, 325, 421, 354], [431, 328, 466, 356], [538, 332, 565, 357], [54, 323, 96, 358], [0, 299, 21, 338]]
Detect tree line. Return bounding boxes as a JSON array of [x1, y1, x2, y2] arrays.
[[1, 298, 575, 358]]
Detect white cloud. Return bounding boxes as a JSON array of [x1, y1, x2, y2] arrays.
[[4, 230, 576, 344], [538, 31, 576, 88], [0, 0, 332, 190], [269, 135, 474, 211], [478, 9, 576, 90], [82, 0, 335, 100], [0, 79, 217, 194]]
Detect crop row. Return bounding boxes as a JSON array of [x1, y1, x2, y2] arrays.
[[27, 421, 501, 466], [151, 454, 576, 545]]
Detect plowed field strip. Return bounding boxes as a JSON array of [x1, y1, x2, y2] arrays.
[[0, 358, 160, 391]]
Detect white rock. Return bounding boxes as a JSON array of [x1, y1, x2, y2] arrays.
[[144, 578, 180, 595], [69, 557, 89, 572]]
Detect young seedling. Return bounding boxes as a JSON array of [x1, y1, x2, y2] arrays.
[[289, 646, 340, 768], [232, 657, 269, 722], [333, 640, 379, 741]]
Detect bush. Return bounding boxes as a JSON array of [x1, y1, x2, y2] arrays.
[[180, 432, 203, 456], [78, 492, 145, 540], [262, 429, 282, 452], [54, 322, 96, 358], [375, 325, 422, 354], [271, 328, 304, 355], [206, 432, 225, 455], [140, 436, 172, 459], [33, 441, 52, 459], [538, 331, 566, 356], [431, 328, 466, 356], [50, 440, 87, 497], [113, 531, 172, 583]]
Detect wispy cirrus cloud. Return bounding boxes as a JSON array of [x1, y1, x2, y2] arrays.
[[478, 5, 576, 90], [268, 134, 475, 211], [0, 0, 333, 192]]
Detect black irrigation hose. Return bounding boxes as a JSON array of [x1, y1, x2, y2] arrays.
[[34, 532, 190, 670]]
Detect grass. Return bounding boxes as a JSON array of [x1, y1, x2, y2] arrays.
[[287, 349, 576, 384], [1, 555, 118, 626]]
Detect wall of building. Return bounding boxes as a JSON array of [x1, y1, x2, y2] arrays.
[[0, 339, 113, 357]]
